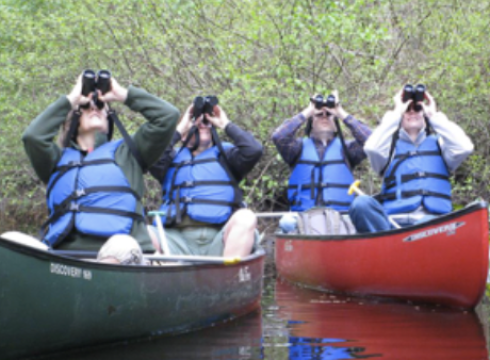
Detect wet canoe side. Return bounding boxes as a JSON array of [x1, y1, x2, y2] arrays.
[[275, 201, 489, 309], [0, 239, 265, 359]]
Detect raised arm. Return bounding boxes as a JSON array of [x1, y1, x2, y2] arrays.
[[421, 91, 474, 172], [22, 98, 72, 184]]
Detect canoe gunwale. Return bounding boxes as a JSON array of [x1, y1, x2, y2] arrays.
[[277, 200, 488, 241], [0, 235, 266, 272]]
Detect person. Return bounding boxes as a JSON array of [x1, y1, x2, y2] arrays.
[[271, 91, 372, 213], [149, 98, 263, 257], [22, 71, 180, 252], [96, 235, 146, 265], [349, 87, 474, 233]]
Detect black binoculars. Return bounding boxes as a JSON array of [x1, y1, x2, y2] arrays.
[[193, 96, 219, 125], [310, 94, 336, 110], [81, 69, 112, 109], [402, 84, 425, 111]]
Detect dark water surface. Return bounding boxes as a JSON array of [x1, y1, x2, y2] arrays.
[[43, 239, 490, 360]]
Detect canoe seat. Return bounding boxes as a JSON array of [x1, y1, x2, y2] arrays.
[[1, 231, 49, 251]]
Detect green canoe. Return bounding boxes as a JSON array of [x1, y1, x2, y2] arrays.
[[0, 236, 265, 359]]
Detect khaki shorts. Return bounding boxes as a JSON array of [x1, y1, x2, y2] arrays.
[[152, 226, 259, 256]]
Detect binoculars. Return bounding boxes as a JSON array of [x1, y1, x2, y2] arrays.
[[310, 94, 336, 110], [81, 69, 112, 109], [402, 84, 425, 111], [193, 96, 219, 125]]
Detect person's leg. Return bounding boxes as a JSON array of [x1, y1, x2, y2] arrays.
[[349, 195, 392, 233], [222, 209, 257, 257], [159, 227, 193, 255]]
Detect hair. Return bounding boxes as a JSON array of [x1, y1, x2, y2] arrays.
[[97, 235, 145, 265], [57, 109, 76, 148]]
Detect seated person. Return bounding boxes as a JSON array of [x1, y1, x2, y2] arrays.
[[271, 91, 371, 234], [271, 91, 371, 213], [22, 71, 179, 252], [349, 86, 474, 233], [149, 97, 263, 257]]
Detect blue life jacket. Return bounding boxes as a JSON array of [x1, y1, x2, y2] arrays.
[[158, 143, 241, 225], [43, 140, 144, 246], [288, 137, 354, 212], [378, 134, 452, 215]]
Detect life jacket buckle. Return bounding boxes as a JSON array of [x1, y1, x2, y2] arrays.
[[75, 188, 86, 198], [409, 151, 418, 157], [69, 202, 79, 211], [184, 181, 194, 187], [418, 171, 426, 178], [183, 196, 193, 203]]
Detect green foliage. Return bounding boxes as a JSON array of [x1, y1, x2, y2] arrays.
[[0, 0, 489, 231]]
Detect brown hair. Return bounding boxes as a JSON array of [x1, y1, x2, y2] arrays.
[[57, 109, 75, 148]]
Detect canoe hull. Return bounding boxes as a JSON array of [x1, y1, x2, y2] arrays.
[[275, 202, 489, 309], [0, 238, 265, 359]]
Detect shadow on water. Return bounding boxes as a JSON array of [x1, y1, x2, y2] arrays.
[[35, 235, 490, 360]]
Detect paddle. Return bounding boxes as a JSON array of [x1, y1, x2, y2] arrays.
[[148, 210, 172, 255], [51, 249, 242, 265], [146, 210, 242, 265], [348, 180, 401, 229]]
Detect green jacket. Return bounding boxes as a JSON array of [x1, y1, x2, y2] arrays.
[[22, 86, 179, 251]]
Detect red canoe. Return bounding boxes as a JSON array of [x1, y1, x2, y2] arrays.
[[275, 201, 489, 309]]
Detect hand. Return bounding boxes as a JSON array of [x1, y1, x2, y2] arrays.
[[204, 105, 230, 129], [66, 74, 91, 108], [393, 88, 412, 116], [301, 94, 319, 119], [326, 90, 349, 120], [98, 77, 128, 103], [176, 104, 195, 139], [420, 91, 437, 118]]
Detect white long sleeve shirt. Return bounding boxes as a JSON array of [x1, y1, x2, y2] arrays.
[[364, 110, 474, 176], [364, 110, 474, 223]]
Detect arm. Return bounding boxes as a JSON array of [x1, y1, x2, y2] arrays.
[[148, 131, 181, 182], [420, 91, 474, 172], [204, 106, 263, 182], [223, 123, 263, 181], [22, 96, 71, 184], [364, 89, 412, 175], [429, 112, 474, 172], [338, 115, 372, 168], [318, 90, 372, 168], [123, 86, 180, 168], [271, 114, 306, 166], [363, 110, 401, 175]]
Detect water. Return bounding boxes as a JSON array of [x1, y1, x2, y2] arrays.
[[40, 238, 490, 360]]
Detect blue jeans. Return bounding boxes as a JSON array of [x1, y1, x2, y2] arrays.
[[349, 195, 392, 233], [349, 196, 438, 233]]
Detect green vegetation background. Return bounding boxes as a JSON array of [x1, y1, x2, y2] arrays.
[[1, 0, 489, 234]]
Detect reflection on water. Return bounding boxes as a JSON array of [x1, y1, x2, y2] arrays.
[[43, 311, 264, 360], [270, 279, 489, 360], [36, 241, 490, 360]]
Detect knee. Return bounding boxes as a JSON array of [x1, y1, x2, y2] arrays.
[[350, 195, 376, 213], [230, 209, 257, 230], [349, 195, 379, 217]]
